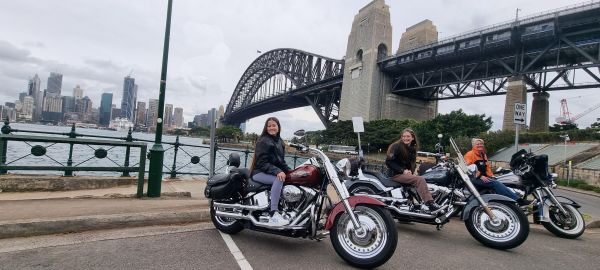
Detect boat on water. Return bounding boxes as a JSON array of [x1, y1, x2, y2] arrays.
[[108, 118, 135, 132]]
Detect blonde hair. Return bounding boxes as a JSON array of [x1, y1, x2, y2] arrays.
[[471, 138, 485, 147]]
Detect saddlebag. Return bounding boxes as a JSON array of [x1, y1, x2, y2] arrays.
[[204, 171, 247, 200]]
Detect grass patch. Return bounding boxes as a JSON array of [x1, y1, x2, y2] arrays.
[[556, 179, 600, 193], [582, 213, 593, 223]]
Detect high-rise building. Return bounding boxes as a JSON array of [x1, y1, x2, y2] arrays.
[[61, 96, 75, 114], [207, 109, 216, 127], [164, 104, 173, 129], [27, 74, 42, 121], [120, 76, 137, 121], [147, 99, 159, 131], [111, 108, 122, 120], [19, 92, 27, 102], [173, 107, 184, 128], [46, 72, 63, 97], [99, 93, 113, 126], [42, 96, 62, 112], [135, 101, 147, 127], [75, 96, 93, 121], [4, 102, 15, 109], [21, 96, 35, 121], [73, 85, 83, 99], [194, 113, 208, 127], [216, 105, 225, 128]]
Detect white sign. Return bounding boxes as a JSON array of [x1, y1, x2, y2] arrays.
[[352, 117, 364, 133], [514, 103, 527, 124]]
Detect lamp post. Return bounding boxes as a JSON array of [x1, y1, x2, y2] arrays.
[[147, 0, 173, 197], [560, 134, 570, 184]]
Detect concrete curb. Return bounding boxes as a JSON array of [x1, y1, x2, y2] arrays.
[[0, 209, 211, 239], [558, 186, 600, 199], [586, 220, 600, 229]]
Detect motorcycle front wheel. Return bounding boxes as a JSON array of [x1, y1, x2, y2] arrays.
[[330, 205, 397, 269], [465, 200, 529, 250], [542, 203, 585, 239], [210, 200, 244, 234]]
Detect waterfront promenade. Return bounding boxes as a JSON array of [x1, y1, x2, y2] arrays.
[[0, 177, 211, 239]]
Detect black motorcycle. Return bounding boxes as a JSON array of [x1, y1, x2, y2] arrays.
[[492, 149, 585, 238], [343, 138, 529, 250]]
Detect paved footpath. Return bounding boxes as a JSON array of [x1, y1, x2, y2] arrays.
[[0, 179, 212, 239]]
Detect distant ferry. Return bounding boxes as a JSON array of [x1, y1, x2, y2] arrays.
[[108, 118, 134, 132]]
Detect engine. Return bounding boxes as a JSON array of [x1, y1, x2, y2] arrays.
[[281, 185, 316, 213], [428, 183, 451, 200]]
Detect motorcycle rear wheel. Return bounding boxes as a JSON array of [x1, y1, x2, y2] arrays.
[[330, 205, 397, 269], [542, 203, 585, 239], [465, 200, 529, 250], [210, 200, 244, 234]]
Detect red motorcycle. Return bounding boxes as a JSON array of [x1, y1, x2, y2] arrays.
[[205, 131, 397, 269]]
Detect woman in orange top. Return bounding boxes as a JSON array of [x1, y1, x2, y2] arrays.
[[464, 138, 525, 204]]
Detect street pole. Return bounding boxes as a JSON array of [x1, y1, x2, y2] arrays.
[[147, 0, 173, 197]]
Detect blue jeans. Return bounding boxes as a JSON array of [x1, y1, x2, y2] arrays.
[[252, 172, 284, 212], [472, 178, 519, 200]]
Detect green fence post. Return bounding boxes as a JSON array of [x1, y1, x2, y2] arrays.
[[137, 145, 147, 198], [65, 124, 76, 177], [293, 153, 298, 168], [122, 128, 133, 177], [244, 146, 250, 167], [0, 118, 9, 174], [170, 136, 180, 179]]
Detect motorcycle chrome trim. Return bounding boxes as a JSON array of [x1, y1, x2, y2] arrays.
[[356, 194, 408, 204], [541, 186, 569, 215], [387, 206, 436, 219]]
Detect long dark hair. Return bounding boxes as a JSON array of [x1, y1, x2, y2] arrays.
[[250, 117, 282, 172], [386, 128, 419, 161]]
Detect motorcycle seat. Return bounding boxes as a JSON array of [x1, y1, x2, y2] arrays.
[[246, 178, 271, 193], [362, 169, 410, 188]]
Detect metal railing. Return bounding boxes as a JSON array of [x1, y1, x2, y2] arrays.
[[0, 119, 308, 179]]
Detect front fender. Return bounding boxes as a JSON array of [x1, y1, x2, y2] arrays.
[[553, 195, 581, 208], [460, 194, 516, 220], [324, 195, 386, 230]]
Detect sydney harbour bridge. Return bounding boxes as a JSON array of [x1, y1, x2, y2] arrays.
[[223, 0, 600, 131]]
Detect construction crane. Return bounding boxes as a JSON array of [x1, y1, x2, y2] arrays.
[[555, 98, 600, 125]]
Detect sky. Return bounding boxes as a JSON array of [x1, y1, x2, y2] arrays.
[[1, 0, 598, 138]]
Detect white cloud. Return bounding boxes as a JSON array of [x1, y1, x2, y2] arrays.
[[0, 0, 597, 132]]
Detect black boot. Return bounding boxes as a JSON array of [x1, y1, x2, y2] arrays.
[[426, 201, 443, 214]]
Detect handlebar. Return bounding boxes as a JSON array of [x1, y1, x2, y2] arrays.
[[288, 143, 306, 150]]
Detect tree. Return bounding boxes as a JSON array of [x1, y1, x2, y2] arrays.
[[216, 125, 242, 143], [415, 109, 492, 152], [549, 123, 578, 132]]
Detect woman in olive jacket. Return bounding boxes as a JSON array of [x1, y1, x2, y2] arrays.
[[250, 117, 292, 226], [386, 128, 440, 213]]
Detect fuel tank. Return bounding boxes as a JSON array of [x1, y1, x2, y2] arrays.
[[285, 164, 322, 187]]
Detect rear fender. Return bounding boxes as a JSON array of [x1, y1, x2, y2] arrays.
[[324, 196, 386, 230], [460, 194, 516, 220]]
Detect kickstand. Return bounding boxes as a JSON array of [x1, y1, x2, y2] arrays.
[[436, 224, 444, 231]]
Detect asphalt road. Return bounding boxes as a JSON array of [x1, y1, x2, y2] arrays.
[[555, 188, 600, 221], [1, 221, 599, 270]]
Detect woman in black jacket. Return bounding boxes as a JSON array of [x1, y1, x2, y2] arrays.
[[250, 117, 291, 226], [386, 128, 440, 213]]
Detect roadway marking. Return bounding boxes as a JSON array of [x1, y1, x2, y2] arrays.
[[218, 231, 253, 270]]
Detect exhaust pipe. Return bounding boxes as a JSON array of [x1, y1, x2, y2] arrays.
[[213, 202, 268, 211], [388, 206, 437, 219], [215, 210, 305, 230]]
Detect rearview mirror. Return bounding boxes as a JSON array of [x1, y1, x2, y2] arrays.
[[293, 129, 306, 137]]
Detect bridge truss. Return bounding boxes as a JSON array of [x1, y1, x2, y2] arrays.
[[380, 1, 600, 100], [223, 48, 343, 126]]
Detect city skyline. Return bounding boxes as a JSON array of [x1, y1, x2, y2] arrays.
[[1, 0, 598, 137]]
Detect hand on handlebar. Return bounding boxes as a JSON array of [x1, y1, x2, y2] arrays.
[[276, 171, 286, 182], [480, 175, 490, 183]]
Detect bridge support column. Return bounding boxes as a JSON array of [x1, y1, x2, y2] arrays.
[[502, 76, 527, 131], [530, 92, 550, 132], [383, 94, 437, 121], [339, 0, 392, 122]]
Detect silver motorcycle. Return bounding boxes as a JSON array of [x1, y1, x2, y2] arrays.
[[342, 138, 530, 250]]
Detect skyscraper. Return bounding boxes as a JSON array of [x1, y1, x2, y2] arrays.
[[164, 104, 173, 129], [173, 107, 184, 128], [61, 96, 75, 114], [73, 85, 83, 99], [99, 93, 113, 126], [120, 76, 137, 121], [46, 72, 63, 97], [147, 99, 159, 131], [135, 101, 147, 127], [27, 74, 42, 121]]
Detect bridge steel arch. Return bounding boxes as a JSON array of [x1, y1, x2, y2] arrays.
[[223, 48, 344, 127]]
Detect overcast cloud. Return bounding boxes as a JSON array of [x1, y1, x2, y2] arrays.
[[0, 0, 598, 138]]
